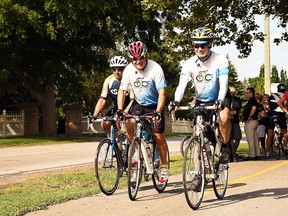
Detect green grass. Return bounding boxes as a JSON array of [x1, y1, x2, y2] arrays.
[[0, 154, 183, 216], [0, 135, 99, 148], [0, 133, 184, 148]]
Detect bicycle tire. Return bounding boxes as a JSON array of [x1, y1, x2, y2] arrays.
[[180, 135, 191, 157], [95, 138, 120, 196], [212, 151, 228, 199], [127, 137, 142, 200], [152, 144, 170, 192], [183, 138, 205, 210]]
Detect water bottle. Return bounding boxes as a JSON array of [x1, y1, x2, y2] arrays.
[[203, 137, 212, 174]]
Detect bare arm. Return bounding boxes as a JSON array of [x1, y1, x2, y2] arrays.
[[277, 97, 288, 113], [93, 98, 106, 116], [156, 88, 166, 113], [117, 89, 126, 110]]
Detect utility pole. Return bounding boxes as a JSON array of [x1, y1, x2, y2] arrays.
[[264, 13, 271, 94]]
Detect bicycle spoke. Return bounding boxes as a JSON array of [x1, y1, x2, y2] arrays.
[[95, 139, 120, 195]]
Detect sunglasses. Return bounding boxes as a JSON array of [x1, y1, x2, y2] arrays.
[[132, 55, 145, 61], [112, 68, 124, 72], [193, 44, 209, 49]]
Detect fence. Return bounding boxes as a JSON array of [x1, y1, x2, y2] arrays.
[[0, 110, 24, 138]]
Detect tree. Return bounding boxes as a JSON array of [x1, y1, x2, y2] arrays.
[[146, 0, 288, 58], [279, 68, 288, 87], [271, 65, 280, 83], [0, 0, 164, 135]]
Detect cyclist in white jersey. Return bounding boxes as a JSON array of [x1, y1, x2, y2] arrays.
[[172, 27, 232, 190], [117, 41, 169, 183], [174, 27, 231, 159]]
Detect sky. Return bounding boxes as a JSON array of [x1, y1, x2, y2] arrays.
[[212, 16, 288, 81]]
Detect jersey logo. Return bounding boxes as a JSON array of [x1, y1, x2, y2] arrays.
[[196, 71, 213, 82], [134, 78, 150, 87], [110, 88, 118, 95]]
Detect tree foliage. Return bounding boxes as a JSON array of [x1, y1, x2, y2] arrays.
[[1, 0, 288, 135]]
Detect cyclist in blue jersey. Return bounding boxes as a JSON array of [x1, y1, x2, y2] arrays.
[[93, 56, 133, 135], [172, 27, 232, 190], [117, 41, 169, 184]]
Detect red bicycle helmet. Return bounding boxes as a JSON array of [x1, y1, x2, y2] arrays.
[[127, 41, 147, 59]]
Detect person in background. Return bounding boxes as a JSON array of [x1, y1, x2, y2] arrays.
[[266, 84, 287, 158], [229, 86, 242, 162], [93, 56, 133, 135], [243, 87, 260, 160], [277, 88, 288, 156], [255, 93, 269, 157]]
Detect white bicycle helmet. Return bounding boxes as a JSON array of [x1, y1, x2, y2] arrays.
[[109, 56, 128, 67]]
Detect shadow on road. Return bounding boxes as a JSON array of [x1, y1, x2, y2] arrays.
[[200, 187, 288, 210]]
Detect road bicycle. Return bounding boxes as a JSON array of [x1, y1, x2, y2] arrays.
[[172, 103, 229, 210], [88, 114, 129, 195], [271, 115, 287, 160], [123, 113, 170, 201]]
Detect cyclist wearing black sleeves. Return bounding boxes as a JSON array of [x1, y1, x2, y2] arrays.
[[93, 56, 134, 135]]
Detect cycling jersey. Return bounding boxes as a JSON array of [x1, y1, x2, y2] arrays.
[[100, 74, 132, 110], [269, 92, 286, 112], [175, 51, 229, 103], [120, 59, 167, 106]]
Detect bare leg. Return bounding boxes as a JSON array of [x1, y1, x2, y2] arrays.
[[101, 121, 112, 136], [153, 133, 168, 166], [126, 119, 136, 143], [266, 129, 273, 156], [219, 107, 231, 144]]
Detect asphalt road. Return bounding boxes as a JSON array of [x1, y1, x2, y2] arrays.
[[0, 136, 183, 175], [25, 159, 288, 216], [1, 136, 288, 216]]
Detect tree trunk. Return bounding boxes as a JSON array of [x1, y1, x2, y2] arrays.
[[41, 84, 57, 136]]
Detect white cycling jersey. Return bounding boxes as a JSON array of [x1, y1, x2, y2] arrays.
[[120, 59, 167, 106], [175, 51, 229, 103]]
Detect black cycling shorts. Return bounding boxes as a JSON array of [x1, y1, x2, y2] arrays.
[[130, 101, 165, 134]]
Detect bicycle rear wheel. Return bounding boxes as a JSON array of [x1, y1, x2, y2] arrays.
[[152, 144, 170, 192], [180, 135, 191, 157], [212, 154, 228, 199], [127, 137, 142, 200], [183, 138, 205, 210], [95, 138, 120, 195]]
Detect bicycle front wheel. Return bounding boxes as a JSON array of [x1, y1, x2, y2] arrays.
[[180, 135, 191, 157], [127, 137, 142, 201], [152, 144, 170, 192], [95, 138, 120, 195], [212, 155, 228, 199], [183, 138, 205, 210]]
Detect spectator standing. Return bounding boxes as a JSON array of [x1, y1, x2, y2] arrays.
[[255, 93, 269, 156], [243, 87, 260, 160], [229, 86, 242, 162]]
